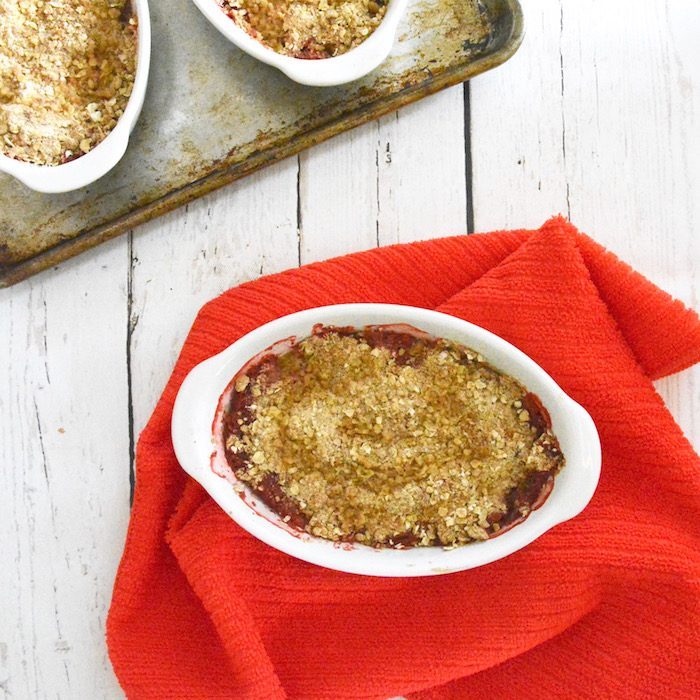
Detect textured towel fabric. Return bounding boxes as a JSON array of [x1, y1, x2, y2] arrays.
[[107, 217, 700, 700]]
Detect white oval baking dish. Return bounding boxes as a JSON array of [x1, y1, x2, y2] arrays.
[[189, 0, 409, 86], [0, 0, 151, 194], [172, 304, 601, 577]]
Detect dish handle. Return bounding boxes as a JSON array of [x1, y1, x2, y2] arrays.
[[559, 400, 602, 522]]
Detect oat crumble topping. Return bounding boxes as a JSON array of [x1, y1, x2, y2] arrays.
[[223, 326, 564, 548], [219, 0, 387, 59], [0, 0, 137, 165]]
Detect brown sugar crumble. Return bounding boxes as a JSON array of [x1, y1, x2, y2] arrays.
[[218, 0, 387, 59], [0, 0, 137, 165], [222, 325, 564, 549]]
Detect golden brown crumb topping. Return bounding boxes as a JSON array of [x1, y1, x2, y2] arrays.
[[219, 0, 387, 58], [0, 0, 137, 165], [224, 327, 564, 548]]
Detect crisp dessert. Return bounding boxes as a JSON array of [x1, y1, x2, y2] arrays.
[[218, 0, 387, 59], [222, 325, 564, 548], [0, 0, 137, 165]]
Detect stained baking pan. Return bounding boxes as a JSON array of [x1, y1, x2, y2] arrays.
[[0, 0, 523, 287]]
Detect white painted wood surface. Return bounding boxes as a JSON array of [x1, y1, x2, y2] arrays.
[[1, 1, 698, 697]]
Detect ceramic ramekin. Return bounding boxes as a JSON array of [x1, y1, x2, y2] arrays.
[[190, 0, 409, 86], [172, 304, 601, 577], [0, 0, 151, 194]]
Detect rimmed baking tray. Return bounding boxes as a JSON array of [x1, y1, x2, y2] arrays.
[[0, 0, 523, 287]]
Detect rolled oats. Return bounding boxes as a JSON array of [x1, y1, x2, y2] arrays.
[[223, 326, 565, 548], [0, 0, 137, 165], [219, 0, 387, 58]]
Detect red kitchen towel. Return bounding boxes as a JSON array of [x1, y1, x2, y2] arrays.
[[107, 217, 700, 699]]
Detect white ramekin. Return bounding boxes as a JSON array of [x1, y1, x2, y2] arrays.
[[189, 0, 409, 86], [0, 0, 151, 194], [172, 304, 601, 577]]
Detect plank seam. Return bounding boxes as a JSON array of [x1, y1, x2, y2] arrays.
[[464, 81, 475, 233], [296, 155, 302, 266], [126, 232, 136, 505], [559, 0, 571, 220]]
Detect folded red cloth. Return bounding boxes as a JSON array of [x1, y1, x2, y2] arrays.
[[107, 217, 700, 699]]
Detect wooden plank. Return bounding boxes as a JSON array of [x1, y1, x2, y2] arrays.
[[376, 86, 468, 244], [299, 122, 378, 263], [0, 240, 130, 699], [300, 86, 467, 261], [469, 0, 567, 228], [470, 0, 699, 447]]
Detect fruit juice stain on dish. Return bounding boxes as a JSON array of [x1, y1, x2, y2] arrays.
[[220, 324, 565, 549], [218, 0, 388, 58]]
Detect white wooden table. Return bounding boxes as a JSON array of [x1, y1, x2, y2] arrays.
[[1, 1, 698, 697]]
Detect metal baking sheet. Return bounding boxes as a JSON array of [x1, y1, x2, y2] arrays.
[[0, 0, 523, 287]]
